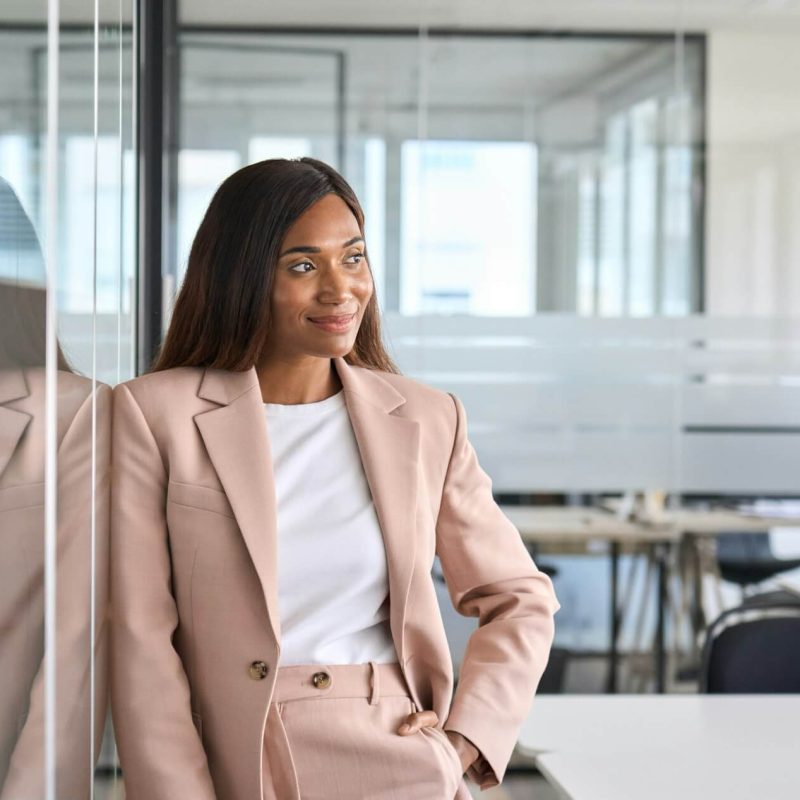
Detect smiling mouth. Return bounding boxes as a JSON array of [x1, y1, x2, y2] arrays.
[[307, 313, 356, 323], [307, 312, 357, 331]]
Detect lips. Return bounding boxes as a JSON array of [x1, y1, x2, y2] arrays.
[[307, 313, 356, 323], [307, 312, 357, 332]]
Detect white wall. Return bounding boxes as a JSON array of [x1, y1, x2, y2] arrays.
[[706, 32, 800, 315]]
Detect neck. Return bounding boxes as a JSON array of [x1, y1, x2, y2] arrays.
[[255, 355, 342, 405]]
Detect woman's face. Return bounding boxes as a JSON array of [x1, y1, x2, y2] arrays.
[[267, 193, 373, 361]]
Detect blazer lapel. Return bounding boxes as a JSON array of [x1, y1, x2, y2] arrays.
[[194, 367, 282, 644], [333, 356, 420, 667], [0, 368, 33, 478], [192, 357, 420, 667]]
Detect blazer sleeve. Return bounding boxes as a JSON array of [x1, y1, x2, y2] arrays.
[[110, 383, 217, 800], [437, 392, 560, 790]]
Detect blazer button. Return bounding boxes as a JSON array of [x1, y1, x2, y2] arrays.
[[249, 661, 269, 680], [312, 671, 331, 689]]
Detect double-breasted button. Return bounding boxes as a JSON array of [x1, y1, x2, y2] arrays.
[[249, 660, 269, 680], [312, 671, 331, 689]]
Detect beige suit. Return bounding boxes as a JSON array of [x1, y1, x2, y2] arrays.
[[110, 356, 559, 800], [0, 367, 110, 799]]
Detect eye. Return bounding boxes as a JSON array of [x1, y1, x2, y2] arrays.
[[289, 261, 315, 273], [345, 252, 365, 265]]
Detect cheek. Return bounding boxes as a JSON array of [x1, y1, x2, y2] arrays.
[[355, 271, 374, 299], [270, 279, 309, 318]]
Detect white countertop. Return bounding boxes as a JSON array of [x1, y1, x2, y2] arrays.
[[518, 695, 800, 800]]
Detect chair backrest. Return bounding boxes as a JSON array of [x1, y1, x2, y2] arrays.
[[700, 600, 800, 693], [715, 532, 773, 563]]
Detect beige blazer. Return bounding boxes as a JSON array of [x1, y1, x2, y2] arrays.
[[110, 356, 559, 800], [0, 367, 110, 800]]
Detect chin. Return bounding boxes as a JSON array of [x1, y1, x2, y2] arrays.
[[308, 339, 357, 359]]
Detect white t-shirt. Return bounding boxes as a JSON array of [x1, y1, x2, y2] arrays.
[[263, 388, 398, 666]]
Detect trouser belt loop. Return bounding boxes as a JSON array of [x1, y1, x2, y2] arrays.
[[368, 660, 380, 705]]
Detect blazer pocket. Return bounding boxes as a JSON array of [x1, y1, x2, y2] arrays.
[[168, 480, 236, 519], [0, 482, 44, 512]]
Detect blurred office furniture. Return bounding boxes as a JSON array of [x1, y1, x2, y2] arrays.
[[518, 695, 800, 800], [599, 498, 800, 684], [675, 516, 800, 665], [510, 498, 800, 694], [699, 594, 800, 693], [537, 647, 569, 695], [714, 531, 800, 597], [501, 505, 679, 693]]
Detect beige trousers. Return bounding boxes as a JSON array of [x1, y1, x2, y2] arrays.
[[262, 661, 465, 800]]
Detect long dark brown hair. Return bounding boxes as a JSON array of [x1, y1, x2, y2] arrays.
[[150, 157, 399, 375], [0, 178, 73, 371]]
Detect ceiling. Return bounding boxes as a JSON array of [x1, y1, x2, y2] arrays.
[[4, 0, 800, 33]]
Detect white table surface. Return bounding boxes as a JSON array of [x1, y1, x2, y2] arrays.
[[518, 695, 800, 800]]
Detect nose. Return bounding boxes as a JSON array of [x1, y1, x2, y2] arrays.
[[317, 265, 354, 305]]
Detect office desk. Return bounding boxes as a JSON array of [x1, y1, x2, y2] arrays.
[[501, 506, 679, 691], [518, 695, 800, 800], [503, 505, 799, 691], [500, 506, 672, 543]]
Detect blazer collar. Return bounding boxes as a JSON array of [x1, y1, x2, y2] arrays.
[[0, 368, 32, 477], [196, 355, 405, 414], [193, 356, 420, 678], [0, 366, 30, 405]]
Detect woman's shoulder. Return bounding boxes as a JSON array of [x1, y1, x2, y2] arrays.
[[369, 367, 449, 402], [112, 366, 206, 406], [364, 367, 458, 428]]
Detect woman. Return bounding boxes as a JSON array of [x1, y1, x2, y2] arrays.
[[110, 157, 559, 800], [0, 178, 110, 799]]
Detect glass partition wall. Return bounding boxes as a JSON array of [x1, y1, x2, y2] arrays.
[[173, 30, 705, 319], [3, 0, 800, 795], [170, 20, 799, 696], [0, 1, 134, 798], [171, 25, 714, 695]]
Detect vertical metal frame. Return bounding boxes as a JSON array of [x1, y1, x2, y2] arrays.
[[136, 0, 178, 374], [43, 3, 60, 796]]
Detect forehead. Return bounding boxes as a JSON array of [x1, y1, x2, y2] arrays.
[[281, 194, 361, 246]]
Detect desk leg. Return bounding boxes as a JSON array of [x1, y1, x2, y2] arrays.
[[655, 543, 667, 693], [607, 541, 620, 694]]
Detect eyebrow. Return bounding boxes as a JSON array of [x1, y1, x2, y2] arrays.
[[279, 236, 364, 258]]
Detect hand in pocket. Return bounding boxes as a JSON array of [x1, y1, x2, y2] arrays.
[[396, 708, 477, 773]]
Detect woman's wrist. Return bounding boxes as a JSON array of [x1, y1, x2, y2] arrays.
[[444, 729, 480, 772]]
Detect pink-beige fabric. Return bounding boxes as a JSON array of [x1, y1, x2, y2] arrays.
[[262, 661, 464, 799], [110, 355, 560, 799], [0, 367, 110, 799]]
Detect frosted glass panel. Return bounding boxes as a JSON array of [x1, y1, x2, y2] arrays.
[[384, 314, 800, 494]]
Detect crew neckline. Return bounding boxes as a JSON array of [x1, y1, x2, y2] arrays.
[[262, 388, 345, 417]]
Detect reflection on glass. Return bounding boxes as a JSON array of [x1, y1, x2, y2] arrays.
[[599, 112, 627, 316], [662, 93, 693, 315], [177, 149, 242, 277], [176, 32, 704, 318], [0, 179, 110, 799], [628, 98, 658, 316], [400, 140, 536, 315]]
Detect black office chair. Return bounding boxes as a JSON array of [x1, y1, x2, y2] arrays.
[[699, 594, 800, 693], [715, 531, 800, 593], [537, 646, 569, 694]]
